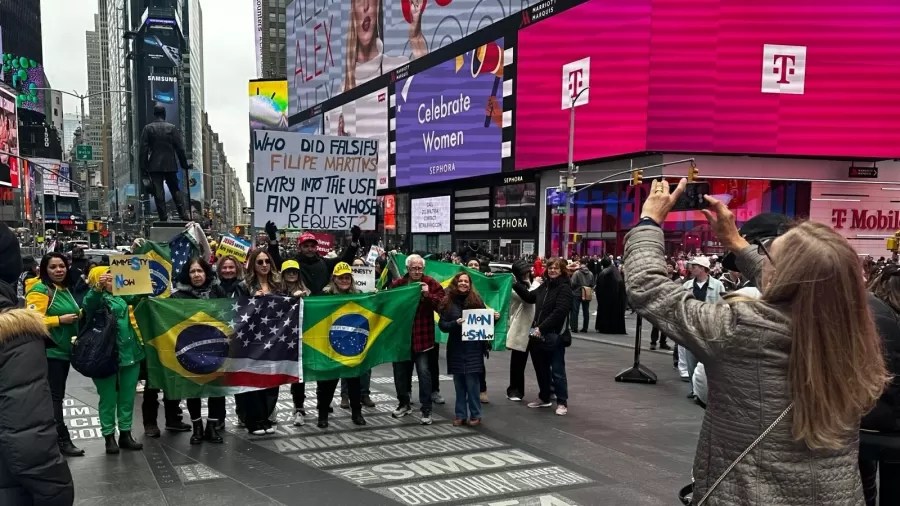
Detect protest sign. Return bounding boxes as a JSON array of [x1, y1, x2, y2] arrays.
[[252, 130, 378, 230], [462, 309, 495, 341], [365, 245, 382, 266], [215, 234, 252, 263], [313, 232, 334, 256], [352, 266, 377, 293], [109, 254, 153, 296]]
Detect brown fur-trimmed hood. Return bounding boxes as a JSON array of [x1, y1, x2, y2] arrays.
[[0, 308, 51, 343]]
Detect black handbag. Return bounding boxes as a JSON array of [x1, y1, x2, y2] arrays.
[[71, 302, 119, 379]]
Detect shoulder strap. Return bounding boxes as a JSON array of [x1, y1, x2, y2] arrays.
[[697, 403, 793, 505]]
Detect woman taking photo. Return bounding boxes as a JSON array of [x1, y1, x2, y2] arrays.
[[26, 253, 84, 457], [506, 259, 536, 402], [171, 258, 226, 444], [625, 179, 888, 505], [317, 262, 366, 428], [438, 272, 497, 426], [83, 267, 145, 454]]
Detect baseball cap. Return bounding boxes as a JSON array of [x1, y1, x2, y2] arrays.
[[721, 213, 792, 272], [333, 262, 352, 277], [281, 260, 300, 272], [298, 232, 317, 245], [688, 256, 711, 270]]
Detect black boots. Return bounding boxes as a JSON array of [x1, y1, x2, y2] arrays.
[[204, 420, 223, 444], [105, 434, 119, 454], [351, 410, 367, 426], [118, 431, 143, 451], [190, 420, 204, 445], [58, 437, 85, 457]]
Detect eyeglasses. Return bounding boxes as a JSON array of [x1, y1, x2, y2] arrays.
[[755, 237, 776, 265], [408, 266, 424, 272], [256, 259, 271, 266]]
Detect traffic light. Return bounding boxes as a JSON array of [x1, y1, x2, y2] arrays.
[[688, 161, 700, 182], [630, 170, 644, 186], [570, 233, 583, 243], [887, 231, 900, 253]]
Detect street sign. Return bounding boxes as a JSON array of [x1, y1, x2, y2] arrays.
[[242, 207, 252, 214], [75, 144, 93, 161]]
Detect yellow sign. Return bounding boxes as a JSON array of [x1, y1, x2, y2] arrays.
[[109, 254, 153, 296], [215, 234, 252, 263]]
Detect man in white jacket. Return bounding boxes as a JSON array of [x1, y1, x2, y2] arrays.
[[681, 256, 724, 399]]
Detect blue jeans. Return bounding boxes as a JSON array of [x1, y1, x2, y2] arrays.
[[341, 369, 371, 396], [570, 294, 588, 331], [453, 373, 482, 420], [531, 342, 569, 405], [392, 351, 432, 414]]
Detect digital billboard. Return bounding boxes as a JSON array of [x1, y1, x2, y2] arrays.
[[515, 0, 900, 169], [0, 86, 18, 188], [146, 74, 179, 130], [0, 53, 45, 114], [324, 87, 388, 189], [287, 0, 530, 113], [250, 79, 289, 131], [141, 20, 182, 68], [289, 115, 322, 135], [395, 40, 504, 186]]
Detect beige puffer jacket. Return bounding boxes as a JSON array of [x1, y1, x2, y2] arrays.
[[624, 225, 864, 506]]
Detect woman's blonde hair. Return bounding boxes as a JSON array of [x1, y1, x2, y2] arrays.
[[762, 221, 889, 449], [343, 0, 383, 93]]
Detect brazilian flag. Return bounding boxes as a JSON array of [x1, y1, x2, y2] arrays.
[[132, 240, 174, 298], [302, 285, 419, 381], [379, 253, 513, 351]]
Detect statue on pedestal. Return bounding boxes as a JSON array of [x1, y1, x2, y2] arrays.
[[139, 104, 190, 222]]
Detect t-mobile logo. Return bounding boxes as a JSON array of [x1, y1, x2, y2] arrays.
[[562, 57, 591, 109], [761, 44, 807, 94]]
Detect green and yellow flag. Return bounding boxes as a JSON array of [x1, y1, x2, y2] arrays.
[[131, 240, 174, 298], [379, 254, 513, 350], [302, 285, 420, 381]]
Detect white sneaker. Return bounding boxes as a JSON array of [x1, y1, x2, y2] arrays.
[[293, 411, 305, 427], [135, 380, 145, 393], [555, 404, 568, 416], [420, 414, 433, 425], [527, 400, 552, 409], [507, 395, 523, 402], [392, 404, 412, 418]]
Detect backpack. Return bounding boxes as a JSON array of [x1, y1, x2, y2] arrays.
[[71, 302, 119, 379]]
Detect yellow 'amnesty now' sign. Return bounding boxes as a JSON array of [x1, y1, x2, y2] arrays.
[[109, 254, 153, 296]]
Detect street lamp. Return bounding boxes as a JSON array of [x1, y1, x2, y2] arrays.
[[562, 86, 589, 259]]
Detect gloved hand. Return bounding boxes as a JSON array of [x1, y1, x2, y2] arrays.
[[351, 225, 362, 243], [265, 220, 278, 241], [483, 348, 490, 360]]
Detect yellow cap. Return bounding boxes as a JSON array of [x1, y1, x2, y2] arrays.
[[281, 260, 300, 272], [333, 262, 352, 277]]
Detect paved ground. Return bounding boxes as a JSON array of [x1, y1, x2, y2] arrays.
[[62, 313, 702, 506]]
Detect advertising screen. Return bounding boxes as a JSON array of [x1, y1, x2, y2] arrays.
[[411, 196, 451, 233], [515, 0, 900, 169], [0, 86, 18, 187], [141, 20, 182, 68], [287, 0, 529, 113], [289, 115, 322, 135], [146, 74, 180, 129], [396, 40, 504, 186], [250, 79, 289, 131], [325, 87, 388, 189]]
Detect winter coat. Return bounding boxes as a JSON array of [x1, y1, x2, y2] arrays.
[[438, 295, 486, 375], [0, 284, 74, 506], [218, 278, 248, 299], [625, 225, 864, 506], [390, 275, 445, 353], [518, 276, 572, 337], [82, 289, 145, 367], [25, 282, 81, 360], [171, 281, 227, 300], [507, 280, 537, 352], [862, 294, 900, 432], [276, 241, 359, 295], [569, 266, 593, 296]]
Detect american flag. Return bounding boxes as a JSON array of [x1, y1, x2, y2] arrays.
[[222, 295, 303, 387], [169, 232, 196, 277]]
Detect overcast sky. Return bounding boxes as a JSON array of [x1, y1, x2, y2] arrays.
[[41, 0, 255, 198]]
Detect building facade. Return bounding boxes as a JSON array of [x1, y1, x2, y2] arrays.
[[256, 0, 287, 79], [182, 0, 204, 202]]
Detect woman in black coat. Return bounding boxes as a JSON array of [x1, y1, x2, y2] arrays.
[[171, 257, 226, 444], [438, 272, 498, 427], [516, 257, 573, 416], [0, 278, 74, 506], [594, 257, 627, 334]]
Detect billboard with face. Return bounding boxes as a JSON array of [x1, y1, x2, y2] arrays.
[[324, 87, 388, 189], [0, 86, 18, 187]]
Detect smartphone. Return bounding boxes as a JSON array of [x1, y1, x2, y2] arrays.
[[670, 182, 710, 211]]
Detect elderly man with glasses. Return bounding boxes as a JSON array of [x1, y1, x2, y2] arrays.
[[388, 254, 445, 425]]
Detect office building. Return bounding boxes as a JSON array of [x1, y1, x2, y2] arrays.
[[256, 0, 287, 79]]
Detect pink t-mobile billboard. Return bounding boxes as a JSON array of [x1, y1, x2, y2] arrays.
[[515, 0, 900, 170]]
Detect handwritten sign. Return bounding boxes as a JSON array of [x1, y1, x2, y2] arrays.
[[252, 130, 378, 230], [215, 234, 251, 263], [109, 254, 153, 296], [462, 309, 495, 341], [352, 266, 377, 293], [365, 245, 382, 266]]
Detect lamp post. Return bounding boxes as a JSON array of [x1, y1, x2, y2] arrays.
[[562, 86, 590, 259]]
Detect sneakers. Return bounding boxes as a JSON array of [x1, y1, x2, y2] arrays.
[[432, 392, 445, 405], [468, 418, 482, 427], [340, 394, 350, 409], [527, 400, 552, 409], [479, 392, 489, 404], [420, 414, 433, 425], [392, 404, 412, 418], [555, 404, 568, 416], [293, 410, 306, 427], [649, 344, 657, 350], [361, 395, 376, 408], [135, 380, 145, 393], [507, 395, 523, 402]]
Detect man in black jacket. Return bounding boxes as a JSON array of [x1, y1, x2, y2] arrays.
[[0, 224, 74, 506], [139, 104, 190, 222]]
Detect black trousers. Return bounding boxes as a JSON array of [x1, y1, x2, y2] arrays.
[[237, 387, 279, 428], [650, 326, 668, 346], [317, 378, 360, 422], [186, 397, 226, 422], [428, 344, 441, 393], [142, 388, 184, 427], [291, 382, 306, 412], [507, 349, 529, 399], [149, 172, 185, 219], [46, 358, 71, 440], [859, 440, 900, 506]]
